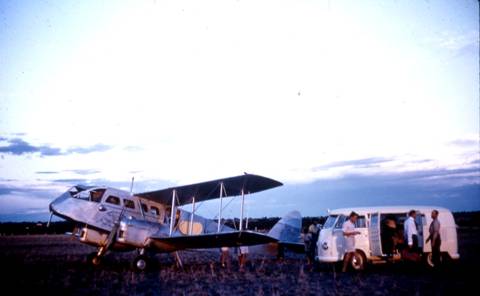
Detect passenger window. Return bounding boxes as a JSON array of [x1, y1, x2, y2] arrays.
[[356, 216, 366, 228], [105, 195, 120, 206], [335, 215, 347, 228], [123, 199, 135, 209], [150, 206, 159, 215], [141, 203, 148, 213]]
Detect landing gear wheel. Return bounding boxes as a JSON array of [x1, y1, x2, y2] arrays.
[[133, 255, 149, 271], [351, 251, 366, 271], [87, 252, 102, 266]]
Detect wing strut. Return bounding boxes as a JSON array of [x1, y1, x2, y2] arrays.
[[217, 182, 224, 233], [189, 196, 196, 235], [239, 189, 245, 231], [169, 189, 177, 236]]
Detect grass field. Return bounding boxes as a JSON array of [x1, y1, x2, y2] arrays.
[[0, 228, 478, 295]]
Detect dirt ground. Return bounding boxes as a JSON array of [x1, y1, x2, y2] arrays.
[[0, 228, 478, 295]]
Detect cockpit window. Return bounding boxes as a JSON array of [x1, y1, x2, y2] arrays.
[[123, 199, 135, 209], [105, 195, 120, 206], [141, 203, 148, 213], [90, 189, 105, 203], [323, 215, 338, 228]]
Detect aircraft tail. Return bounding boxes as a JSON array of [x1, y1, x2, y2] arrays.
[[268, 210, 302, 244]]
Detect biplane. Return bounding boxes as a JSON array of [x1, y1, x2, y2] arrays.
[[49, 174, 302, 270]]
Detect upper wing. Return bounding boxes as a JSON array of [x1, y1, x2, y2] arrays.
[[135, 174, 282, 206], [149, 231, 277, 251]]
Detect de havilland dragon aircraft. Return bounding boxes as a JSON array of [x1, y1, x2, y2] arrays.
[[49, 173, 302, 271]]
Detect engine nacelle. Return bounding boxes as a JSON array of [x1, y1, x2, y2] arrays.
[[79, 227, 108, 246], [117, 217, 162, 248]]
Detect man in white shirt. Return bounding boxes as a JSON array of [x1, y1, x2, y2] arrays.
[[342, 212, 361, 272], [404, 210, 419, 251]]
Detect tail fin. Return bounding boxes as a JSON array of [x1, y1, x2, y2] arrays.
[[268, 210, 302, 244]]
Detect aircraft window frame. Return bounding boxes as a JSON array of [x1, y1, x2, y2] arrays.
[[75, 191, 90, 201], [323, 215, 338, 229], [150, 206, 159, 216], [123, 199, 135, 209], [335, 215, 347, 229], [105, 195, 121, 206]]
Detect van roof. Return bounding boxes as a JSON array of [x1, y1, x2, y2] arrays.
[[329, 205, 452, 215]]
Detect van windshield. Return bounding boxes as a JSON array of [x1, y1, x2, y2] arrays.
[[323, 215, 338, 228]]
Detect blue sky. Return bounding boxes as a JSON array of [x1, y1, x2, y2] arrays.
[[0, 0, 479, 221]]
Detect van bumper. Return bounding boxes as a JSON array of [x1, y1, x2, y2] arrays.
[[317, 255, 341, 263]]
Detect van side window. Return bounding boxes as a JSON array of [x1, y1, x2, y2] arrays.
[[335, 215, 347, 228], [356, 216, 366, 228], [150, 206, 159, 216], [105, 195, 120, 206], [123, 199, 135, 209]]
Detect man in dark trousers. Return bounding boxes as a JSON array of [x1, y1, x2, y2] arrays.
[[426, 209, 441, 268]]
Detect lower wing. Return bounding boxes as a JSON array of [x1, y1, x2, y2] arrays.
[[149, 231, 277, 252]]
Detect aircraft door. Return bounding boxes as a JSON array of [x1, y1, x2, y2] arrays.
[[369, 212, 383, 256]]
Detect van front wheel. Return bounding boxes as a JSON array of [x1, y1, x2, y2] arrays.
[[351, 251, 366, 271]]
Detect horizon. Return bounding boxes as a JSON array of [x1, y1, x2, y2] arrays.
[[1, 0, 479, 221]]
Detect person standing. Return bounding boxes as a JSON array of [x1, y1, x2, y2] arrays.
[[426, 210, 441, 268], [342, 212, 361, 272], [220, 246, 230, 268], [238, 246, 249, 271], [303, 227, 313, 265], [404, 210, 419, 252]]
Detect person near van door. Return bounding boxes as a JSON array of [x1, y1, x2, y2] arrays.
[[404, 210, 419, 252], [381, 217, 397, 256], [303, 227, 314, 265], [342, 212, 361, 272], [426, 210, 441, 267]]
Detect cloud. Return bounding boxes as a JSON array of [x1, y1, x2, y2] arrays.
[[449, 139, 478, 147], [67, 144, 111, 154], [64, 169, 101, 175], [124, 146, 144, 152], [0, 137, 112, 157], [35, 171, 60, 174], [52, 178, 90, 184], [314, 157, 394, 170], [426, 30, 479, 53]]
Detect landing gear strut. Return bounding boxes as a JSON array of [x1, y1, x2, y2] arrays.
[[87, 252, 102, 266]]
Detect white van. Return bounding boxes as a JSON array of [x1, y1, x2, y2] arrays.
[[317, 206, 460, 270]]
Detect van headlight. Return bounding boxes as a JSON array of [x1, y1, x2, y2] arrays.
[[322, 242, 328, 250]]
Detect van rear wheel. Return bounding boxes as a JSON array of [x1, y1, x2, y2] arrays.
[[351, 251, 366, 271]]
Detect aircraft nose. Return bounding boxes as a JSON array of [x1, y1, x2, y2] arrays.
[[49, 190, 71, 216]]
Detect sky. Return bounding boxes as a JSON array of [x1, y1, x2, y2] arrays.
[[0, 0, 479, 221]]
